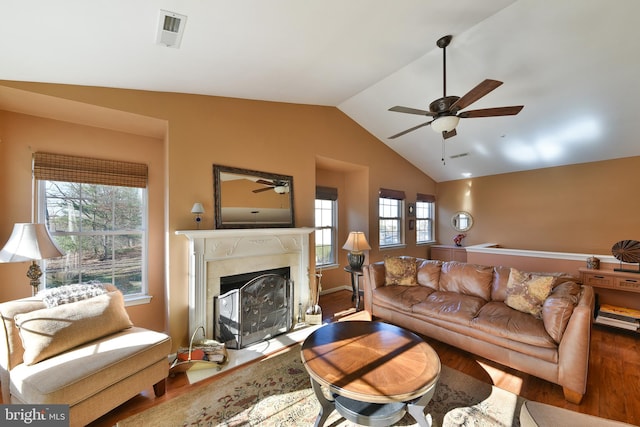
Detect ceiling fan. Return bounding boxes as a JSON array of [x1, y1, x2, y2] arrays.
[[252, 179, 290, 194], [389, 35, 523, 140]]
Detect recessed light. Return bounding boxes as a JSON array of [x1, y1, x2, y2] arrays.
[[461, 172, 472, 178]]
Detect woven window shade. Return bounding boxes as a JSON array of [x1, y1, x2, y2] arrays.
[[316, 186, 338, 201], [379, 188, 406, 200], [417, 193, 436, 203], [33, 152, 148, 188]]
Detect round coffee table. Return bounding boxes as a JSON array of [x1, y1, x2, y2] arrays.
[[300, 321, 440, 427]]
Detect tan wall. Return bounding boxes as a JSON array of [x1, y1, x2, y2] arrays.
[[435, 157, 640, 255], [0, 110, 166, 330], [0, 81, 436, 349]]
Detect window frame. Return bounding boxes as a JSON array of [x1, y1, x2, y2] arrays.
[[415, 195, 436, 244], [315, 187, 338, 268], [378, 188, 406, 248], [33, 153, 150, 304]]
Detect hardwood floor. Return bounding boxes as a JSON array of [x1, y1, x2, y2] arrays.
[[90, 290, 639, 426]]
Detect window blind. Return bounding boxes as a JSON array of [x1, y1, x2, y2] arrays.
[[417, 193, 436, 203], [316, 186, 338, 201], [33, 152, 148, 188], [379, 188, 406, 200]]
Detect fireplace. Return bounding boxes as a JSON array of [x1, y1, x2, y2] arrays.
[[176, 228, 313, 339], [214, 267, 292, 348]]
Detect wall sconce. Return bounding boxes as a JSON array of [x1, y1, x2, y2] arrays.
[[342, 231, 371, 271], [191, 203, 205, 229], [0, 223, 65, 295]]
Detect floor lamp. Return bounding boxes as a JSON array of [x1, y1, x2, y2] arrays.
[[0, 223, 65, 295]]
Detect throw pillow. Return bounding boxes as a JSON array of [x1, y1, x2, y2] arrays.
[[542, 281, 581, 343], [505, 268, 555, 318], [15, 290, 133, 365], [38, 282, 112, 308], [384, 256, 417, 286]]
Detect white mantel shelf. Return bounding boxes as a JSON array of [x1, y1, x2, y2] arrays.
[[176, 227, 315, 239], [176, 227, 314, 337]]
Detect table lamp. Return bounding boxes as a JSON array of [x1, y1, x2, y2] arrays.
[[0, 223, 65, 295], [342, 231, 371, 270]]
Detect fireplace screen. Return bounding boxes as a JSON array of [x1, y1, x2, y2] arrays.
[[214, 273, 293, 349]]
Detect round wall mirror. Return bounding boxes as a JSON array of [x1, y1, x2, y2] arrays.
[[451, 211, 473, 232]]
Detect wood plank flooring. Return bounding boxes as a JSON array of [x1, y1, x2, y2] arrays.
[[89, 290, 639, 426]]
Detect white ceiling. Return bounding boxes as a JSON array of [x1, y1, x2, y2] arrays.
[[1, 0, 638, 182]]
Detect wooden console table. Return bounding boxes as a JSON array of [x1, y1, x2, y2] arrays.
[[579, 267, 640, 331]]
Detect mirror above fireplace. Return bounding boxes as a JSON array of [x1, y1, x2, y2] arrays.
[[213, 165, 295, 229]]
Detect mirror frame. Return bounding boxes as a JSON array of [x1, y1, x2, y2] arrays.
[[213, 164, 295, 229], [451, 211, 473, 232]]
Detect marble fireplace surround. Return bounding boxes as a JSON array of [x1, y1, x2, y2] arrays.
[[176, 228, 314, 338]]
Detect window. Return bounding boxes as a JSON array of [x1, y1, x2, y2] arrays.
[[34, 153, 148, 298], [379, 188, 405, 247], [416, 193, 436, 244], [315, 186, 338, 267]]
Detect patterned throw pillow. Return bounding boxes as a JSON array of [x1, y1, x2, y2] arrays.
[[38, 283, 109, 308], [505, 268, 555, 318], [384, 256, 417, 286]]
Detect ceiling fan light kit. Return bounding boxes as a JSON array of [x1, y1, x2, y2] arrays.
[[431, 115, 459, 133], [388, 35, 523, 141]]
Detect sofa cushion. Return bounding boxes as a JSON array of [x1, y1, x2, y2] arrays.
[[472, 302, 557, 349], [15, 291, 133, 365], [542, 281, 581, 343], [372, 285, 435, 311], [505, 268, 555, 318], [9, 327, 171, 406], [416, 259, 442, 290], [384, 256, 418, 286], [412, 291, 486, 326], [438, 261, 494, 300]]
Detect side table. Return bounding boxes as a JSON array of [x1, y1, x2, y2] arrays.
[[344, 266, 363, 310]]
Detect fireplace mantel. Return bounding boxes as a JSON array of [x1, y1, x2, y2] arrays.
[[176, 227, 314, 336]]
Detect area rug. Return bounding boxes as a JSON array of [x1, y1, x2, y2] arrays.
[[117, 345, 525, 427]]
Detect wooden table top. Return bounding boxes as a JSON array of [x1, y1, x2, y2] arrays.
[[300, 320, 440, 403]]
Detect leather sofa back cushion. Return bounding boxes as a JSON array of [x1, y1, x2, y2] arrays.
[[416, 259, 442, 289], [542, 281, 581, 343], [384, 256, 418, 286], [14, 291, 133, 365], [439, 261, 494, 300]]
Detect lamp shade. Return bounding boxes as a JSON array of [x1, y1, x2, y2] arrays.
[[342, 231, 371, 254], [431, 115, 460, 133], [191, 203, 205, 214], [0, 223, 64, 262]]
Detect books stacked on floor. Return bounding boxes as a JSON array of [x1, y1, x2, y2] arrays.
[[595, 304, 640, 331]]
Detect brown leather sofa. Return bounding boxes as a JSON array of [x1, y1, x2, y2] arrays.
[[363, 258, 595, 404]]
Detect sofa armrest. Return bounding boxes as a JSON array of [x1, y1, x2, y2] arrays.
[[363, 262, 386, 313], [557, 285, 595, 401]]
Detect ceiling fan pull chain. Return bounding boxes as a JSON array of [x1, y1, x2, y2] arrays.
[[441, 136, 446, 165]]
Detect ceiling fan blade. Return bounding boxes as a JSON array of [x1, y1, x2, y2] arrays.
[[449, 79, 503, 112], [388, 121, 432, 139], [458, 105, 524, 118], [255, 179, 274, 186], [389, 106, 436, 116], [443, 128, 457, 139], [252, 187, 273, 193]]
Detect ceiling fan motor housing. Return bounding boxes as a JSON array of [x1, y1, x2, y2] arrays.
[[429, 96, 460, 115]]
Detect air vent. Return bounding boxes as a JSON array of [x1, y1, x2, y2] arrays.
[[449, 152, 469, 159], [156, 10, 187, 48]]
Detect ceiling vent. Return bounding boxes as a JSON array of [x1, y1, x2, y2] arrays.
[[449, 152, 469, 159], [156, 10, 187, 48]]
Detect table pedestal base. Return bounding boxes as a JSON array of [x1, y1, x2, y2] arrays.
[[310, 378, 436, 427]]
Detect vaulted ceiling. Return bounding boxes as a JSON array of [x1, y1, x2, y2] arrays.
[[1, 0, 638, 181]]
